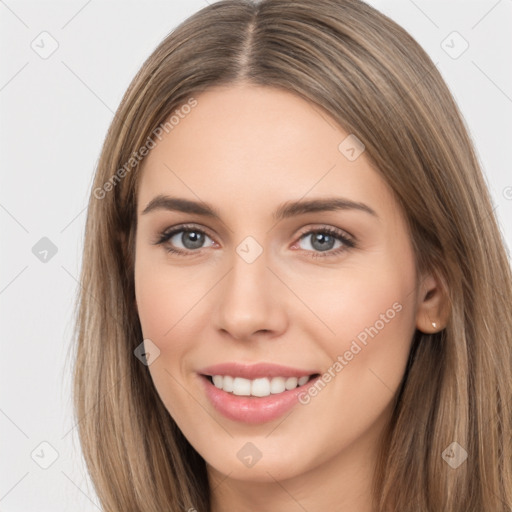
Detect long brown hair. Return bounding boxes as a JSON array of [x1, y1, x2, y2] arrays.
[[71, 0, 512, 510]]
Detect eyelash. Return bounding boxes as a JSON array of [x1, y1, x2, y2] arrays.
[[153, 223, 356, 259]]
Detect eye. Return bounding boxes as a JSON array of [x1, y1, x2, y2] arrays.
[[153, 224, 215, 255], [294, 226, 356, 259], [153, 224, 356, 258]]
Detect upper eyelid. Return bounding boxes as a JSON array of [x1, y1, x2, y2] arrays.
[[159, 223, 215, 241], [156, 223, 354, 245]]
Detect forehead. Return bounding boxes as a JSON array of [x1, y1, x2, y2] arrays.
[[137, 84, 395, 220]]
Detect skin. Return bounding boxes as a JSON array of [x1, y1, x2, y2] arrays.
[[134, 83, 448, 512]]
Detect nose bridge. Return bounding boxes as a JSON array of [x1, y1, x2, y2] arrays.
[[225, 238, 273, 312], [232, 239, 269, 295], [213, 235, 287, 338]]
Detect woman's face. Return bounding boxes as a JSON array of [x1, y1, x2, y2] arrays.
[[134, 84, 423, 485]]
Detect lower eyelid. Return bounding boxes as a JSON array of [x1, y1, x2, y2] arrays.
[[156, 226, 355, 255]]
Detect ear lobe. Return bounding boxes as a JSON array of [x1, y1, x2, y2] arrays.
[[415, 272, 450, 333]]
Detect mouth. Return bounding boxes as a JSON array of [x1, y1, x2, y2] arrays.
[[197, 362, 322, 424], [202, 373, 320, 397]]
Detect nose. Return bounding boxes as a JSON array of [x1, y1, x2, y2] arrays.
[[212, 246, 289, 341]]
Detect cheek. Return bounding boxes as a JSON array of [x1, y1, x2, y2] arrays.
[[286, 269, 416, 451], [134, 259, 207, 427], [310, 258, 417, 408], [135, 273, 176, 340], [298, 259, 413, 341], [134, 253, 215, 417], [335, 271, 413, 351], [134, 251, 206, 344]]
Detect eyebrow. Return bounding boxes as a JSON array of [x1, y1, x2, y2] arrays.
[[141, 195, 378, 221]]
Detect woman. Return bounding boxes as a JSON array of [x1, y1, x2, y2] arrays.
[[72, 0, 512, 510]]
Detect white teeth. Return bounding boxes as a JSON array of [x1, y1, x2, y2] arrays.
[[210, 375, 312, 396], [232, 377, 251, 396], [285, 377, 298, 390], [251, 378, 270, 397], [298, 376, 309, 386], [270, 377, 286, 394], [223, 375, 234, 392]]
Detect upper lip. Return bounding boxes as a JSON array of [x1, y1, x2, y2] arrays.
[[198, 362, 319, 380]]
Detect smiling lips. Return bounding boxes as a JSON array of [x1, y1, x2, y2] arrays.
[[199, 361, 320, 380], [198, 362, 321, 423]]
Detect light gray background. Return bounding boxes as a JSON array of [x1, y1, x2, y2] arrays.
[[1, 0, 511, 510]]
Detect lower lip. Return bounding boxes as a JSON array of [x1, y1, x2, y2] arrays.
[[199, 374, 320, 424]]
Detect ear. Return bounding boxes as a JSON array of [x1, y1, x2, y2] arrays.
[[415, 271, 450, 333]]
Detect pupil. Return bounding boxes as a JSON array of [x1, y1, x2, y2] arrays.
[[313, 233, 334, 251], [183, 231, 204, 249]]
